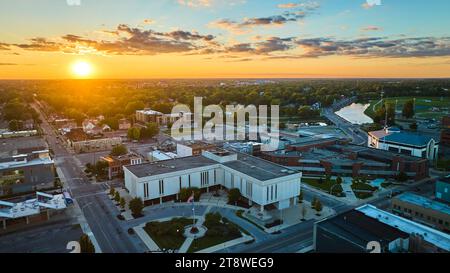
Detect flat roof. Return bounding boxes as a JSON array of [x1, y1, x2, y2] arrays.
[[222, 153, 298, 181], [125, 156, 217, 178], [0, 136, 47, 158], [395, 192, 450, 216], [357, 205, 450, 251], [318, 209, 409, 248]]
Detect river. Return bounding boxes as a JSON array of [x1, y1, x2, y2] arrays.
[[335, 103, 374, 125]]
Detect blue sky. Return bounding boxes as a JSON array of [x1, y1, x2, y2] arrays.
[[0, 0, 449, 78], [1, 0, 449, 42]]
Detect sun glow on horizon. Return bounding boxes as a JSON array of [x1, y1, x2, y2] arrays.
[[71, 61, 94, 78]]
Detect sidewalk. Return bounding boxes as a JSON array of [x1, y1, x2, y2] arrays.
[[196, 234, 253, 253], [133, 223, 160, 252]]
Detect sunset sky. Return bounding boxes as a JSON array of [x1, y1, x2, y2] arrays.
[[0, 0, 449, 79]]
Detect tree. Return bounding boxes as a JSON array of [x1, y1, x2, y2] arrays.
[[336, 176, 343, 185], [311, 196, 318, 209], [127, 127, 141, 141], [402, 100, 415, 119], [228, 188, 242, 205], [179, 187, 201, 202], [298, 191, 303, 203], [109, 187, 115, 196], [396, 171, 409, 183], [111, 144, 128, 156], [95, 161, 108, 177], [315, 200, 323, 216], [301, 205, 307, 220], [298, 106, 320, 119], [125, 101, 145, 115], [129, 197, 144, 217], [79, 234, 95, 253], [120, 197, 126, 209], [8, 120, 22, 131], [114, 192, 121, 203], [141, 122, 159, 139]]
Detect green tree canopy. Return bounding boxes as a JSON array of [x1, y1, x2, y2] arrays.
[[129, 197, 144, 216], [79, 234, 95, 253], [402, 100, 415, 119], [110, 144, 128, 156]]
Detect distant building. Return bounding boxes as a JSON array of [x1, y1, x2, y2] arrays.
[[436, 175, 450, 203], [124, 149, 301, 211], [392, 192, 450, 233], [54, 119, 77, 131], [136, 109, 192, 126], [176, 141, 216, 157], [148, 150, 178, 162], [82, 119, 103, 135], [223, 142, 262, 156], [441, 116, 450, 147], [65, 128, 122, 153], [368, 127, 439, 161], [260, 137, 429, 181], [314, 204, 449, 253], [136, 109, 163, 124], [118, 118, 131, 130], [0, 130, 38, 139], [100, 153, 142, 180]]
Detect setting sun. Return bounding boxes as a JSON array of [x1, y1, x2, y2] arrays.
[[71, 61, 93, 78]]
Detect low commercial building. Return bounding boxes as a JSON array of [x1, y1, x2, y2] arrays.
[[100, 153, 142, 180], [261, 138, 429, 181], [0, 192, 67, 229], [124, 149, 301, 211], [148, 150, 178, 162], [436, 175, 450, 203], [314, 204, 449, 253], [223, 142, 262, 156], [65, 128, 122, 153], [368, 127, 439, 161], [176, 141, 216, 157], [53, 119, 77, 131], [0, 137, 55, 196], [392, 192, 450, 233]]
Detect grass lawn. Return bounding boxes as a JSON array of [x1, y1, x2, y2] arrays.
[[302, 177, 343, 196], [143, 217, 194, 250], [188, 213, 242, 253], [351, 183, 378, 199], [365, 97, 450, 120]]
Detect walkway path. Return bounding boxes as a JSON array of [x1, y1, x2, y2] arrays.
[[178, 206, 212, 253], [341, 178, 358, 203]]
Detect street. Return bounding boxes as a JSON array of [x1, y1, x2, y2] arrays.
[[32, 102, 143, 253]]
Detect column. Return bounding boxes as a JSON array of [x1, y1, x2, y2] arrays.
[[47, 210, 50, 220], [160, 197, 163, 205], [26, 217, 29, 225], [260, 205, 264, 213], [2, 219, 6, 230]]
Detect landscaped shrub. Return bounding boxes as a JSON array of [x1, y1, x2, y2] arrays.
[[179, 187, 201, 202]]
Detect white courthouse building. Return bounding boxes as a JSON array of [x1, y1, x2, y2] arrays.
[[124, 149, 302, 211]]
